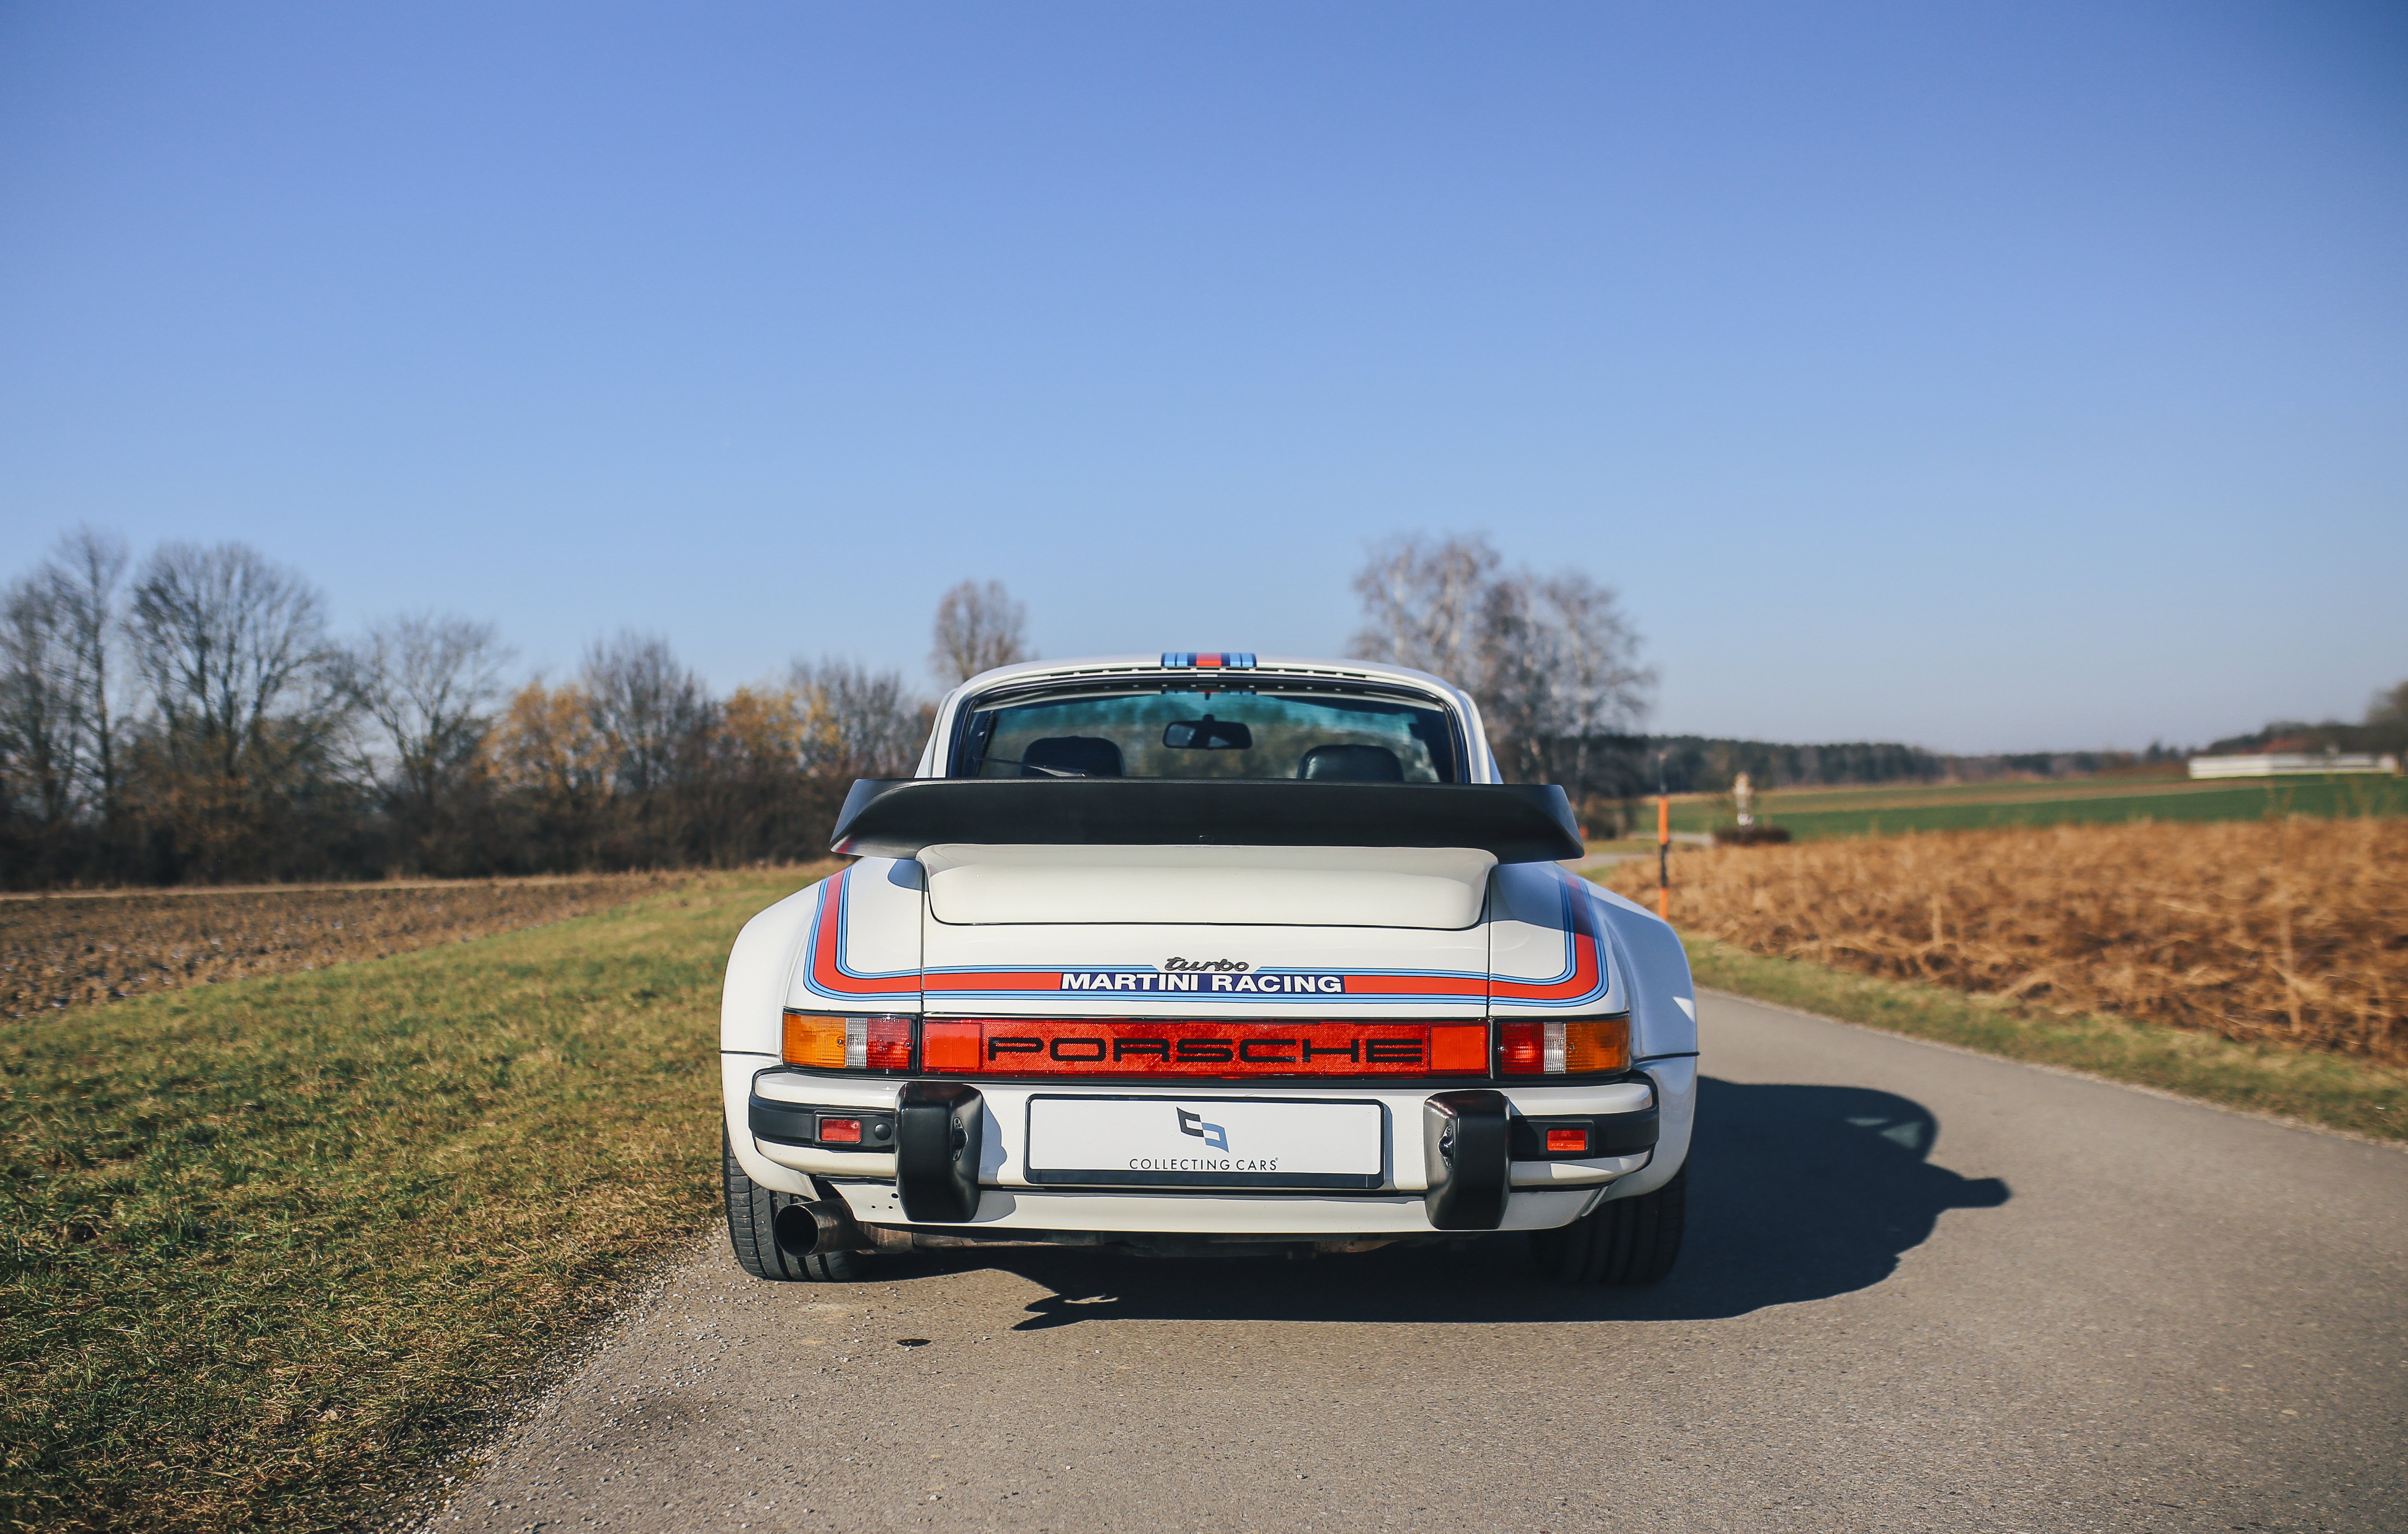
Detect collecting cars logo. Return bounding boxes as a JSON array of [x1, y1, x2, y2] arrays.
[[1127, 1104, 1278, 1173], [1176, 1107, 1228, 1151]]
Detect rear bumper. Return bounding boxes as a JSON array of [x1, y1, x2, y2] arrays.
[[722, 1053, 1690, 1236]]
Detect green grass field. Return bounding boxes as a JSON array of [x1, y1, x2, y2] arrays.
[[0, 866, 824, 1534], [1629, 771, 2406, 842]]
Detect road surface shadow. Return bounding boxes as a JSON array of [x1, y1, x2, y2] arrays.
[[893, 1078, 2009, 1324]]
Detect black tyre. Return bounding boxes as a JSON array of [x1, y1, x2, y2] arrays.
[[1531, 1164, 1686, 1285], [723, 1127, 874, 1283]]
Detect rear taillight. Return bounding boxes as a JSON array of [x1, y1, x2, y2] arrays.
[[1497, 1018, 1629, 1076], [782, 1013, 913, 1071]]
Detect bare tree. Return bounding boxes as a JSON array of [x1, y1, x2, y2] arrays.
[[1347, 533, 1500, 684], [0, 529, 127, 830], [930, 580, 1031, 686], [0, 576, 77, 827], [2368, 678, 2408, 757], [1347, 534, 1652, 783], [124, 541, 345, 784], [1479, 570, 1654, 781], [791, 658, 926, 779], [347, 613, 512, 816], [581, 631, 713, 795], [51, 528, 128, 822]]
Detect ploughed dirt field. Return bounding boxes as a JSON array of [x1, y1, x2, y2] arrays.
[[0, 873, 705, 1019]]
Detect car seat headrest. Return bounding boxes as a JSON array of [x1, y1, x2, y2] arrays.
[[1020, 736, 1125, 778], [1296, 744, 1405, 782]]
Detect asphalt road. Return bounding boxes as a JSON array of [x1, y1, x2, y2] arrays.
[[424, 992, 2407, 1533]]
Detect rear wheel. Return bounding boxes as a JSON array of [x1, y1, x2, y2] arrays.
[[723, 1128, 874, 1282], [1532, 1165, 1686, 1285]]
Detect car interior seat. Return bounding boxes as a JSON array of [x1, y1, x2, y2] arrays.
[[1020, 736, 1126, 777], [1296, 743, 1405, 781]]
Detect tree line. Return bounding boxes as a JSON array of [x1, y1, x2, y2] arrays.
[[13, 522, 2027, 885], [0, 533, 1033, 888]]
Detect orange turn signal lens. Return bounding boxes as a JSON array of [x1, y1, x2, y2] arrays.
[[782, 1012, 845, 1069], [1498, 1017, 1630, 1076], [782, 1012, 913, 1071]]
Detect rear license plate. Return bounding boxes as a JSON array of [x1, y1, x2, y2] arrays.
[[1024, 1096, 1384, 1189]]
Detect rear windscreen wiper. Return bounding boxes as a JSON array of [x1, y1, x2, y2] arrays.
[[968, 753, 1088, 778]]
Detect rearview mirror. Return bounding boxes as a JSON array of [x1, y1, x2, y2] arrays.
[[1163, 715, 1253, 750]]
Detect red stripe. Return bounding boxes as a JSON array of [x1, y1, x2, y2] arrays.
[[924, 970, 1069, 992], [1340, 972, 1488, 997], [806, 874, 920, 999], [1490, 885, 1605, 1002]]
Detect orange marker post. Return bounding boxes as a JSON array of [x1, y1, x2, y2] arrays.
[[1656, 794, 1671, 919]]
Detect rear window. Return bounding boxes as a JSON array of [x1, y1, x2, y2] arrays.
[[954, 687, 1460, 782]]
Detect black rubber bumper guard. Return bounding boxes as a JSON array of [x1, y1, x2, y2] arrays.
[[1422, 1090, 1660, 1231], [756, 1082, 1652, 1232]]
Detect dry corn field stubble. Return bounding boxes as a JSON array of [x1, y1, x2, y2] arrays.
[[1604, 818, 2408, 1063], [1, 874, 700, 1019]]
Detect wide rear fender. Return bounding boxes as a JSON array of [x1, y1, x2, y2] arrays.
[[720, 881, 823, 1057], [1590, 883, 1699, 1199]]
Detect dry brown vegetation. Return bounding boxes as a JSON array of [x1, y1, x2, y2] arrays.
[[1, 873, 701, 1019], [1604, 817, 2408, 1063]]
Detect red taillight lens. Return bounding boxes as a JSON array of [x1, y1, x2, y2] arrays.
[[1545, 1127, 1589, 1153], [862, 1017, 911, 1070], [921, 1020, 981, 1071], [1429, 1023, 1488, 1073], [782, 1012, 914, 1071], [1497, 1018, 1630, 1076], [1499, 1022, 1543, 1074], [819, 1117, 862, 1144]]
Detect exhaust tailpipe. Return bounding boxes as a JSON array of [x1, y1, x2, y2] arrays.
[[773, 1199, 868, 1259]]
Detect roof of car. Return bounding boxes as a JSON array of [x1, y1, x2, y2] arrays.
[[941, 653, 1466, 697]]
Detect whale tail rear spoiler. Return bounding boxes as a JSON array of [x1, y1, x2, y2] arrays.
[[828, 778, 1585, 864]]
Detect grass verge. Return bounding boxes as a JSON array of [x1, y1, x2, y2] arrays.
[[1, 864, 830, 1534], [1680, 934, 2408, 1143]]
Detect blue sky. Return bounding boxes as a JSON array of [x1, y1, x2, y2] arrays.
[[3, 2, 2402, 753]]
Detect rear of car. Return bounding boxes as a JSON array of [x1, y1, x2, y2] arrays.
[[719, 653, 1697, 1284]]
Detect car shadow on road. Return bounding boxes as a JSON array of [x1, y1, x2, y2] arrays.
[[902, 1078, 2009, 1326]]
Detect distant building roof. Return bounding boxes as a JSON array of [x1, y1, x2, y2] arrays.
[[2188, 752, 2399, 779]]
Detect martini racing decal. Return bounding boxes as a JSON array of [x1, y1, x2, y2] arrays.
[[801, 865, 1611, 1008], [1060, 970, 1345, 994]]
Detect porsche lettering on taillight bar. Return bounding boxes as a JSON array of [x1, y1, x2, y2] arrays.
[[780, 1010, 1633, 1078], [922, 1019, 1489, 1078]]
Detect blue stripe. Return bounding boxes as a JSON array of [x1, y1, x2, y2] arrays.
[[1158, 651, 1255, 668]]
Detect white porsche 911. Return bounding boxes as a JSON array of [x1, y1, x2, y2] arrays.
[[719, 652, 1697, 1284]]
